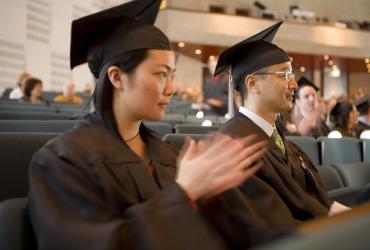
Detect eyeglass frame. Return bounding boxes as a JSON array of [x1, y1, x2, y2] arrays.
[[249, 71, 296, 81]]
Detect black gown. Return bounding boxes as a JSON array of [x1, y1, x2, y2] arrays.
[[28, 113, 227, 250], [201, 112, 332, 249]]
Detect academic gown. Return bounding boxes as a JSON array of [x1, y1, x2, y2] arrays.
[[28, 113, 226, 250], [201, 112, 332, 249]]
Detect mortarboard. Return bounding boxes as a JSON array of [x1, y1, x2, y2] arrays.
[[214, 21, 290, 117], [70, 0, 171, 78], [297, 76, 319, 91], [355, 95, 370, 116], [214, 21, 290, 92]]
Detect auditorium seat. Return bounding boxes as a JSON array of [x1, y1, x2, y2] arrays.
[[286, 136, 320, 166], [316, 165, 360, 207], [253, 206, 370, 250], [0, 111, 73, 120], [162, 133, 206, 150], [175, 124, 220, 134], [318, 137, 362, 165], [332, 162, 370, 188], [0, 197, 37, 250], [143, 121, 173, 138], [184, 115, 219, 125], [0, 132, 58, 202], [360, 139, 370, 163], [0, 120, 78, 133]]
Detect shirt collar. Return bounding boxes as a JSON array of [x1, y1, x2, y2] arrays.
[[239, 106, 274, 137]]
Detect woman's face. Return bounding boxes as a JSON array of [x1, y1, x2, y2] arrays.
[[31, 83, 43, 99], [122, 49, 176, 121]]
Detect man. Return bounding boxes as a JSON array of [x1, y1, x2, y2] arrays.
[[54, 82, 83, 104], [277, 76, 329, 137], [205, 22, 340, 248]]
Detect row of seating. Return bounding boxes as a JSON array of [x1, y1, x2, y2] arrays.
[[0, 120, 220, 136], [1, 132, 369, 205]]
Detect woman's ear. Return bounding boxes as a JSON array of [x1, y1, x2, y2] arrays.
[[245, 75, 259, 94], [107, 66, 127, 90]]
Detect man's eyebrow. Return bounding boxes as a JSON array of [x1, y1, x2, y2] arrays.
[[158, 64, 176, 72]]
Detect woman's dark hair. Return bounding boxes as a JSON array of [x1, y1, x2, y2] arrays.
[[92, 49, 148, 137], [23, 77, 42, 98], [332, 102, 353, 129]]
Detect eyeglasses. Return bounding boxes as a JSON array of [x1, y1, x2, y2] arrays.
[[252, 71, 295, 81]]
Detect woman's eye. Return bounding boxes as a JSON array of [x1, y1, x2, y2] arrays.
[[157, 72, 167, 78]]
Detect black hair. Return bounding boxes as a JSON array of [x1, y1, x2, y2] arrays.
[[91, 49, 148, 137], [333, 102, 353, 129], [23, 77, 42, 98]]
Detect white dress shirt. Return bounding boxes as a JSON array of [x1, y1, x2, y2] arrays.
[[239, 106, 274, 137]]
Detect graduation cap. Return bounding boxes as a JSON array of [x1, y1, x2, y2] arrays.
[[355, 95, 370, 116], [297, 76, 319, 91], [214, 21, 290, 92], [70, 0, 171, 78], [214, 21, 290, 117]]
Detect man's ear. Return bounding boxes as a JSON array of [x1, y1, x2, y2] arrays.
[[107, 66, 127, 90], [245, 75, 259, 94]]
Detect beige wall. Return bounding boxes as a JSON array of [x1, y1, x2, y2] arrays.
[[175, 53, 203, 89]]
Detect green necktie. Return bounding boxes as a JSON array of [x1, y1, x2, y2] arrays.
[[271, 129, 285, 155]]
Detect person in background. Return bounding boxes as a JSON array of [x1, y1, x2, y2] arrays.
[[28, 1, 267, 249], [278, 76, 329, 137], [9, 72, 31, 99], [20, 77, 47, 104], [203, 56, 228, 116], [54, 82, 83, 104], [330, 102, 367, 137], [355, 95, 370, 128]]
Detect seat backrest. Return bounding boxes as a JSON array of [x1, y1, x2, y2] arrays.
[[318, 137, 362, 165], [143, 121, 173, 138], [0, 132, 59, 202], [0, 120, 77, 133], [175, 124, 220, 134], [0, 197, 37, 250], [184, 115, 220, 125], [332, 162, 370, 188], [316, 165, 344, 191], [162, 133, 207, 150], [286, 136, 320, 165], [360, 139, 370, 163], [0, 111, 72, 120]]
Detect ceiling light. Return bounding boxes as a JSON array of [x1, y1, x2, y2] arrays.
[[178, 42, 185, 48], [195, 49, 202, 55]]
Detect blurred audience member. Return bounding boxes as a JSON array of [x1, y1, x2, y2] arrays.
[[54, 82, 83, 104], [83, 81, 93, 95], [355, 95, 370, 128], [203, 57, 228, 116], [278, 76, 329, 137], [21, 77, 47, 104], [9, 72, 31, 99], [330, 102, 366, 138], [325, 96, 338, 129]]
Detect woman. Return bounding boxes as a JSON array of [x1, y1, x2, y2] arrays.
[[28, 1, 267, 249], [331, 102, 366, 138], [20, 77, 46, 104]]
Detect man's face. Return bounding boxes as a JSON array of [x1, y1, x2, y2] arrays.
[[252, 61, 298, 113], [296, 85, 318, 113]]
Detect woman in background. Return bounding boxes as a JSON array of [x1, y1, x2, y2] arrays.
[[20, 77, 46, 104], [331, 102, 366, 137]]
